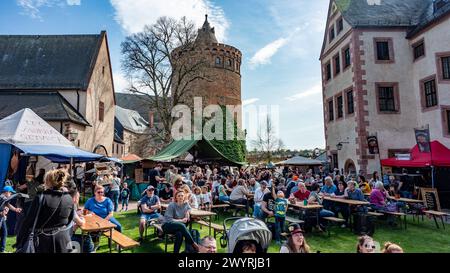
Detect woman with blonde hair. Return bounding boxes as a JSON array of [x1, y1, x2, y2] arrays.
[[356, 235, 377, 253], [382, 242, 404, 253], [180, 184, 198, 209], [16, 169, 75, 253]]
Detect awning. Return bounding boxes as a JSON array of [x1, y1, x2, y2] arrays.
[[276, 156, 323, 166], [381, 141, 450, 168], [149, 139, 197, 162], [148, 139, 246, 166], [15, 144, 104, 163]]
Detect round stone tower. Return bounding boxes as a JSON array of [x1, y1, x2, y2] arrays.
[[172, 15, 242, 107]]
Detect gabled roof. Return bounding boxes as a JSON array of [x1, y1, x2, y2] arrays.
[[276, 156, 323, 166], [407, 0, 450, 38], [115, 92, 163, 123], [0, 32, 105, 90], [336, 0, 431, 28], [115, 105, 149, 134], [0, 91, 90, 126]]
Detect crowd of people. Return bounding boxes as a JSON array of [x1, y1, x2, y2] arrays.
[[0, 162, 415, 253]]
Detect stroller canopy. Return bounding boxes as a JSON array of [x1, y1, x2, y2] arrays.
[[227, 218, 272, 253]]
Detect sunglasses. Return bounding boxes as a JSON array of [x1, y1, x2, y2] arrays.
[[364, 244, 376, 249], [96, 191, 104, 194]]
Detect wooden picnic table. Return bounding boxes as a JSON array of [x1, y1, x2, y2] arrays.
[[387, 196, 423, 203], [288, 202, 323, 228], [323, 196, 370, 206], [160, 203, 217, 236], [79, 214, 116, 253]]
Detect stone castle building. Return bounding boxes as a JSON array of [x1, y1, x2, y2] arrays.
[[320, 0, 450, 175], [172, 15, 242, 107]]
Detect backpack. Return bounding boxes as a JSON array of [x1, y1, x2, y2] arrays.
[[353, 213, 375, 236]]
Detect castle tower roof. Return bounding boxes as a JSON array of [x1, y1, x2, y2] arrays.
[[195, 15, 218, 45]]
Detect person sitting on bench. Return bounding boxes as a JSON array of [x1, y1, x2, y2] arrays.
[[138, 186, 161, 242], [160, 191, 199, 253], [230, 179, 252, 216]]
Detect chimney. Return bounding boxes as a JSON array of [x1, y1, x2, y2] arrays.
[[149, 111, 154, 128]]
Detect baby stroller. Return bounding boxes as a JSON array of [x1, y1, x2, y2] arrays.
[[223, 217, 272, 253]]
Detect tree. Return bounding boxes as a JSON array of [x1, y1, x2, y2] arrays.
[[121, 16, 210, 143], [251, 115, 283, 163]]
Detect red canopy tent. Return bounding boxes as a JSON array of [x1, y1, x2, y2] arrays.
[[381, 141, 450, 167]]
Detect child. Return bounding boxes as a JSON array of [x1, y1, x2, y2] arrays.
[[201, 186, 212, 211], [0, 186, 22, 253], [120, 182, 130, 211], [194, 187, 203, 210], [272, 186, 288, 245]]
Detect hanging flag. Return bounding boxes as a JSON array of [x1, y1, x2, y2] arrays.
[[367, 136, 379, 155], [414, 126, 431, 153]]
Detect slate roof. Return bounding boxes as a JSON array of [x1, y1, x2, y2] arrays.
[[0, 32, 104, 90], [115, 92, 162, 123], [407, 0, 450, 37], [0, 91, 90, 126], [336, 0, 432, 28], [115, 105, 149, 134]]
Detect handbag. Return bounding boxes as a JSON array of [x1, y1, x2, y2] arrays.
[[16, 194, 44, 253]]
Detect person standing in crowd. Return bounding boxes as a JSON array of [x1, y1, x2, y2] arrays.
[[138, 186, 161, 242], [230, 179, 251, 216], [197, 236, 217, 253], [160, 191, 199, 253], [382, 242, 404, 253], [259, 185, 276, 222], [253, 181, 269, 218], [83, 185, 122, 232], [109, 172, 121, 212], [356, 235, 377, 253], [120, 182, 130, 211], [148, 163, 165, 190], [272, 185, 288, 245], [1, 186, 23, 253], [159, 183, 174, 203], [16, 170, 74, 253], [398, 169, 414, 199], [279, 224, 310, 253]]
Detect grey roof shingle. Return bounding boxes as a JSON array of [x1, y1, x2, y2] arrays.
[[115, 105, 149, 134], [0, 33, 104, 90], [336, 0, 433, 28], [0, 91, 90, 126]]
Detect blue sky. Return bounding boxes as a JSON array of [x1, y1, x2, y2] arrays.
[[0, 0, 330, 150]]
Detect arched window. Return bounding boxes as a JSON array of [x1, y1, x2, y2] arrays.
[[228, 59, 233, 67], [215, 57, 222, 65]]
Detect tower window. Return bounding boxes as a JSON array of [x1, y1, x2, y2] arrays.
[[215, 57, 222, 65], [228, 59, 233, 67]]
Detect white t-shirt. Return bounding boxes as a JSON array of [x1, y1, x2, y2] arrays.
[[189, 194, 198, 209], [202, 192, 212, 204], [279, 246, 290, 253]]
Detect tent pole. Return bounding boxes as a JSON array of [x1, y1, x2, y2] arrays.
[[431, 165, 435, 189], [70, 158, 74, 178]]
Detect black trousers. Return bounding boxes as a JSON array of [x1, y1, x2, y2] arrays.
[[162, 222, 195, 253]]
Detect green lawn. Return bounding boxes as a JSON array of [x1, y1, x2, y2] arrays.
[[4, 210, 450, 253]]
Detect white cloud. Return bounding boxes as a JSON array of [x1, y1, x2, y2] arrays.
[[66, 0, 80, 5], [16, 0, 80, 19], [113, 72, 131, 93], [242, 98, 260, 106], [109, 0, 229, 42], [249, 37, 289, 69], [285, 83, 322, 102]]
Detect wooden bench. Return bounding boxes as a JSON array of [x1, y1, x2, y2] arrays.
[[383, 211, 407, 229], [196, 220, 225, 239], [230, 203, 248, 216], [367, 212, 384, 217], [103, 230, 139, 253], [323, 217, 346, 237], [424, 210, 449, 229], [211, 204, 230, 220], [285, 216, 305, 225]]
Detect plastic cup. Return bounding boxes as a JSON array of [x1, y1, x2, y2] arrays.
[[303, 199, 308, 206]]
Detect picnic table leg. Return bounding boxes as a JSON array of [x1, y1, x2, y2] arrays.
[[432, 215, 440, 229], [441, 216, 445, 230], [109, 228, 113, 253], [81, 232, 85, 254], [209, 216, 212, 236], [404, 215, 407, 230]]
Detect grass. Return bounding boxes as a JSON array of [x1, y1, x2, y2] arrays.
[[4, 209, 450, 253]]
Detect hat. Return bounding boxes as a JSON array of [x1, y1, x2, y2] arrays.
[[293, 176, 299, 181], [260, 181, 268, 186], [147, 185, 155, 191], [2, 186, 16, 194], [288, 223, 303, 236]]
